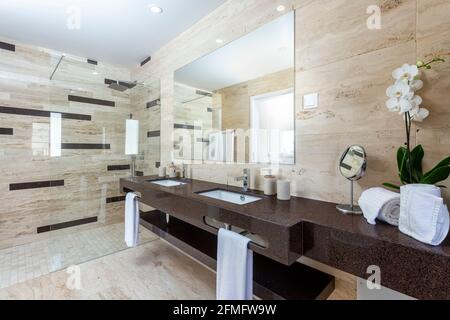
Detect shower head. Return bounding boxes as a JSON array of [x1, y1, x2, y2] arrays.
[[108, 81, 138, 92]]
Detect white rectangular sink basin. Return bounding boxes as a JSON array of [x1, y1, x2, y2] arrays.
[[150, 180, 187, 187], [198, 189, 262, 205]]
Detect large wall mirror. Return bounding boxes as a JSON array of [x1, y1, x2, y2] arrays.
[[173, 11, 295, 165]]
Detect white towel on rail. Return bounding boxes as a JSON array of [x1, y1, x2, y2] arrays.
[[125, 193, 140, 248], [216, 228, 253, 300]]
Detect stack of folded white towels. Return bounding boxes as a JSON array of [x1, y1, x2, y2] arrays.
[[358, 185, 449, 246]]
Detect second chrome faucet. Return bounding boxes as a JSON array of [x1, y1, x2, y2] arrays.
[[235, 168, 250, 192]]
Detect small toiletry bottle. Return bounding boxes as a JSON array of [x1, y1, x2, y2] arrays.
[[158, 165, 166, 178], [168, 162, 177, 178], [182, 164, 189, 179], [264, 175, 277, 196]]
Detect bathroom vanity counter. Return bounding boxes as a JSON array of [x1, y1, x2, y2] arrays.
[[120, 176, 450, 299]]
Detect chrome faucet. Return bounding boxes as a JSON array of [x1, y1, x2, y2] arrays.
[[235, 169, 250, 192]]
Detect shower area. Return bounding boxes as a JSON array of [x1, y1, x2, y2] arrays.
[[173, 83, 220, 163], [0, 40, 161, 288]]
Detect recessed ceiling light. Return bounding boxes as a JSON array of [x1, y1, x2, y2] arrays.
[[150, 5, 163, 14], [216, 39, 223, 44], [277, 5, 286, 12], [92, 71, 98, 75]]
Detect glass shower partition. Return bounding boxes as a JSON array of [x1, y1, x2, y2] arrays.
[[0, 47, 160, 288]]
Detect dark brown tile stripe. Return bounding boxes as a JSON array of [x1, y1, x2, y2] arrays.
[[174, 124, 202, 130], [106, 196, 126, 203], [10, 180, 64, 191], [196, 90, 212, 97], [146, 99, 161, 109], [104, 78, 117, 85], [0, 106, 91, 121], [107, 164, 130, 171], [147, 130, 160, 138], [119, 81, 137, 89], [136, 171, 144, 177], [87, 59, 98, 65], [0, 128, 13, 135], [61, 143, 111, 150], [0, 41, 15, 52], [140, 56, 151, 66], [37, 217, 98, 234], [68, 95, 115, 107]]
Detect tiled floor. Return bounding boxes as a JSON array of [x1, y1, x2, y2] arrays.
[[0, 240, 216, 300], [0, 224, 355, 300], [0, 236, 356, 300], [0, 223, 158, 289]]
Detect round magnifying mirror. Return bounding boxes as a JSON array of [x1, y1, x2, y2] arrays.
[[337, 145, 367, 215]]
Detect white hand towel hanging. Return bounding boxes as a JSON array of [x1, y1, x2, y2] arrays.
[[125, 193, 140, 248], [216, 229, 253, 300]]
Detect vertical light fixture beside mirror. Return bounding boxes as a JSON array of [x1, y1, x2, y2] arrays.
[[125, 116, 139, 177]]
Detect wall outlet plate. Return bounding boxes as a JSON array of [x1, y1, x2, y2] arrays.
[[303, 93, 319, 109]]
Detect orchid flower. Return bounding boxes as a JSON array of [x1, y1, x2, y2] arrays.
[[392, 64, 419, 83], [410, 107, 430, 122]]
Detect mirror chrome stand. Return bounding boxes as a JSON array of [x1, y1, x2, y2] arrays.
[[337, 180, 362, 215]]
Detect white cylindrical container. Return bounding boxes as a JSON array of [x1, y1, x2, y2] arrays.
[[263, 176, 277, 196], [277, 180, 291, 201], [158, 166, 166, 178]]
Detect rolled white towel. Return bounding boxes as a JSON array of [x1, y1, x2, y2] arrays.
[[358, 187, 400, 226], [399, 185, 449, 246]]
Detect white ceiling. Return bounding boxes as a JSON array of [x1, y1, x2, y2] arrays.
[[0, 0, 226, 68], [175, 12, 294, 92]]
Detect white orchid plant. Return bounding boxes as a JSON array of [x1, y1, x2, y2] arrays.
[[384, 57, 450, 190]]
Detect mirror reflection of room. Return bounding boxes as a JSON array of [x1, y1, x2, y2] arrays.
[[174, 11, 295, 165]]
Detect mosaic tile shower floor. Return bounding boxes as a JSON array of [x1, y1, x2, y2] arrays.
[[0, 223, 158, 289]]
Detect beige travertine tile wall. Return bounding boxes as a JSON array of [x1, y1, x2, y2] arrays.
[[0, 37, 159, 249], [133, 0, 450, 204]]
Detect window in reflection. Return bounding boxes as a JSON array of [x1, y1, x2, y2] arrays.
[[250, 89, 294, 165]]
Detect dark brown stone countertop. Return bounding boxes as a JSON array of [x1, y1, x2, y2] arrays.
[[121, 176, 450, 299], [121, 176, 450, 259]]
